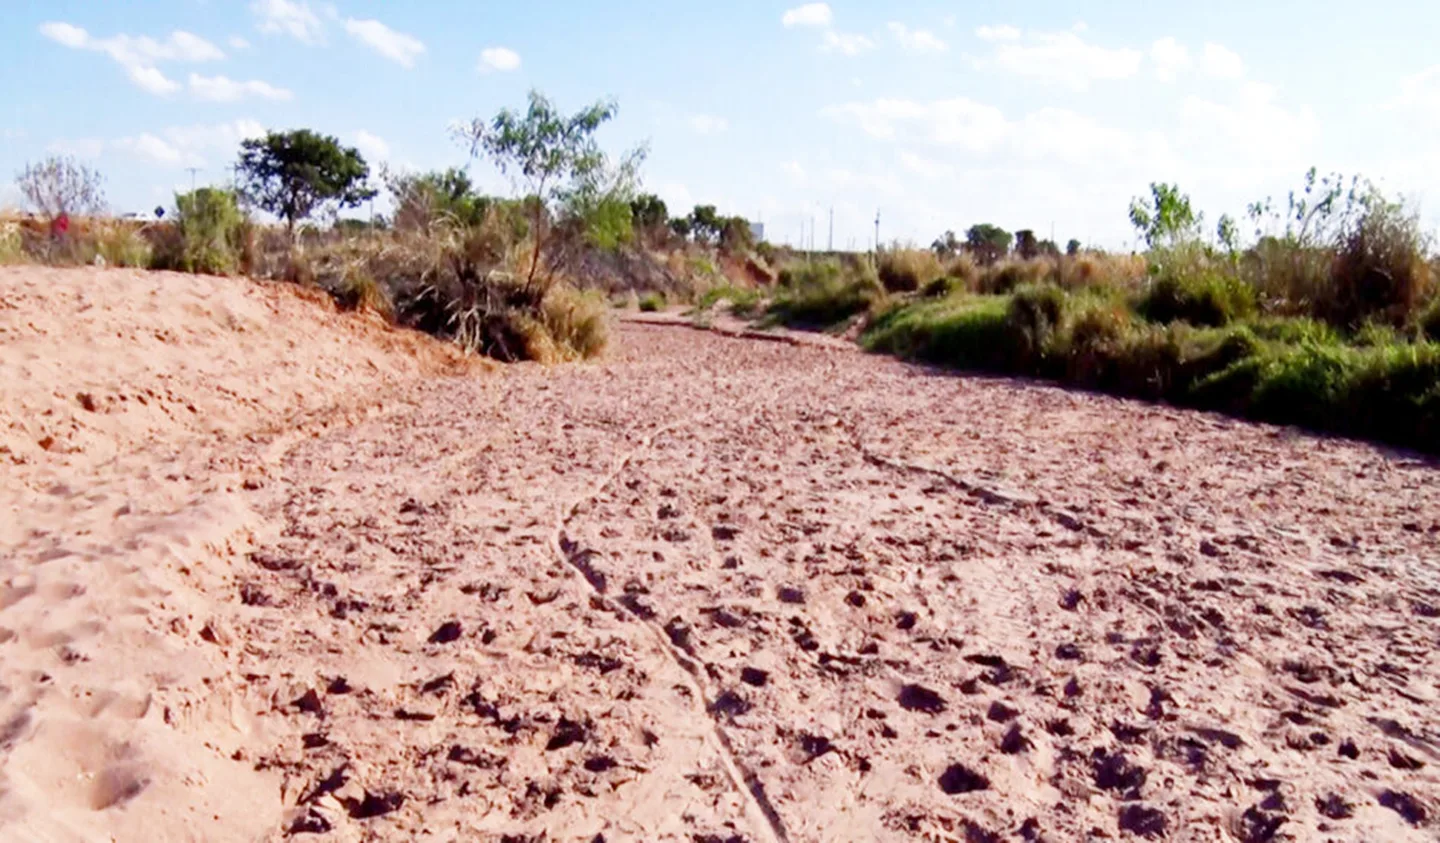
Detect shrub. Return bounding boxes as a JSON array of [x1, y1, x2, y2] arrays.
[[1005, 284, 1067, 364], [863, 295, 1014, 369], [980, 258, 1056, 293], [877, 248, 942, 293], [771, 260, 884, 327], [1242, 236, 1331, 315], [1325, 196, 1432, 327], [1059, 253, 1146, 291], [1137, 265, 1256, 327], [537, 286, 608, 361], [0, 220, 23, 264], [1419, 298, 1440, 341], [92, 221, 152, 268], [154, 188, 244, 274], [922, 276, 963, 298], [638, 291, 665, 312], [336, 269, 393, 319], [942, 252, 980, 291]]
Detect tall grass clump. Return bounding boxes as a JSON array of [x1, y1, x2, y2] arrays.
[[0, 220, 23, 265], [877, 247, 942, 293], [1137, 260, 1256, 327], [1324, 196, 1433, 328], [92, 220, 152, 268], [770, 259, 884, 327]]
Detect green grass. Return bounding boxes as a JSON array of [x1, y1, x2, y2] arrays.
[[695, 284, 765, 315], [861, 288, 1440, 454], [638, 291, 666, 312], [770, 260, 885, 328]]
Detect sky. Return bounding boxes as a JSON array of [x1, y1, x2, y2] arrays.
[[3, 0, 1440, 250]]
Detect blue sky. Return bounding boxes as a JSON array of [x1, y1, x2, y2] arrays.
[[3, 0, 1439, 248]]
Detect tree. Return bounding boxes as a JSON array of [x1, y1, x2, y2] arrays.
[[669, 217, 693, 239], [455, 90, 627, 286], [16, 155, 106, 221], [1038, 239, 1061, 258], [688, 204, 722, 244], [237, 130, 375, 237], [630, 193, 668, 233], [1128, 182, 1201, 248], [719, 216, 754, 254], [561, 144, 646, 251], [1014, 229, 1039, 260], [931, 230, 960, 259], [1065, 238, 1082, 257], [386, 166, 492, 229], [965, 223, 1012, 265]]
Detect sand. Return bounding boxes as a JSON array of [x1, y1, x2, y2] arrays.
[[2, 268, 1438, 841]]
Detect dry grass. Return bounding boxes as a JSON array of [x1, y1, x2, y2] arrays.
[[877, 248, 942, 293]]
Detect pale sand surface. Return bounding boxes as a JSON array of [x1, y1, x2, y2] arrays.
[[2, 268, 1437, 841]]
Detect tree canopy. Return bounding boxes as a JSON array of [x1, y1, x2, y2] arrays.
[[965, 223, 1013, 265], [237, 130, 375, 235], [455, 90, 635, 282]]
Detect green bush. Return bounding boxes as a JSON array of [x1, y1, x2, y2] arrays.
[[771, 260, 884, 327], [1419, 298, 1440, 341], [1137, 268, 1256, 327], [638, 291, 665, 312], [154, 188, 244, 274], [860, 284, 1440, 454]]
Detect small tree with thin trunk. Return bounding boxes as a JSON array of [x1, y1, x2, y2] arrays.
[[454, 90, 622, 287], [236, 130, 375, 238], [16, 156, 106, 221]]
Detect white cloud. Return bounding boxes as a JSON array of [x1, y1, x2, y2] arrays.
[[888, 22, 947, 54], [251, 0, 324, 45], [781, 160, 807, 183], [1150, 37, 1190, 82], [188, 73, 293, 102], [820, 31, 875, 56], [1180, 81, 1316, 164], [37, 22, 224, 96], [974, 30, 1142, 90], [99, 120, 268, 169], [115, 133, 187, 166], [975, 24, 1021, 42], [782, 3, 832, 28], [1200, 42, 1245, 79], [344, 19, 425, 67], [822, 98, 1010, 152], [478, 46, 521, 73], [1013, 108, 1139, 164], [39, 21, 89, 48], [688, 114, 729, 135], [229, 35, 251, 50], [353, 130, 390, 162], [128, 64, 181, 95]]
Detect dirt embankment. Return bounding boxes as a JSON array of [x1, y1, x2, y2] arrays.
[[0, 267, 472, 841], [2, 270, 1438, 841]]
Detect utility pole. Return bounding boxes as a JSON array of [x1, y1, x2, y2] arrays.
[[828, 206, 834, 252], [873, 209, 881, 265], [185, 167, 201, 191]]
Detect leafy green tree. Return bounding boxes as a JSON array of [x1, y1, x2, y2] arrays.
[[237, 129, 375, 237], [630, 193, 669, 232], [719, 216, 754, 254], [965, 223, 1012, 265], [455, 90, 630, 285], [1065, 238, 1082, 257], [1216, 214, 1239, 253], [1128, 182, 1201, 248], [689, 204, 722, 244], [669, 217, 693, 239], [561, 145, 646, 251], [1014, 229, 1039, 260]]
